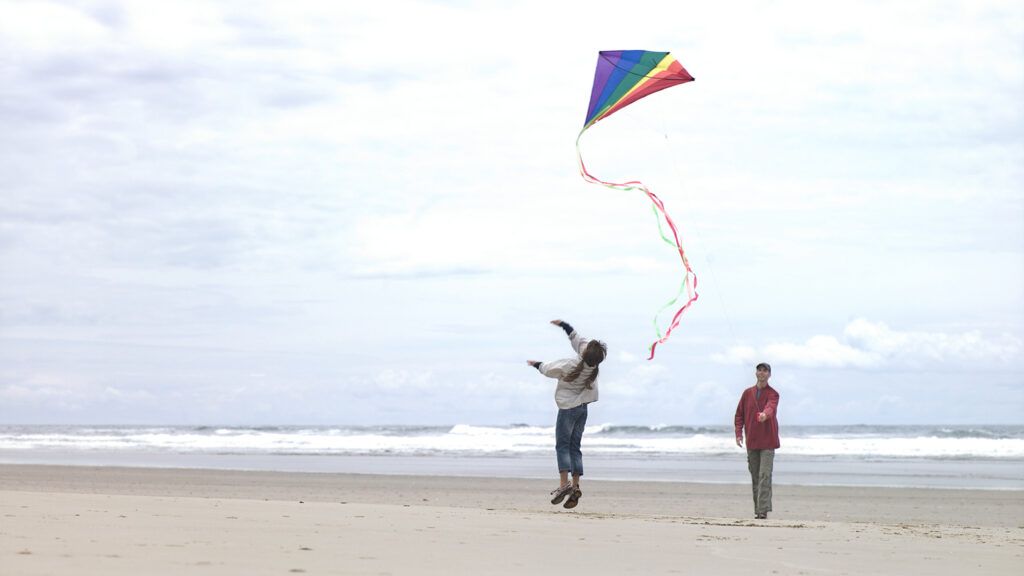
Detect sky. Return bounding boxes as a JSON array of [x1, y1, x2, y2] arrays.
[[1, 0, 1022, 426]]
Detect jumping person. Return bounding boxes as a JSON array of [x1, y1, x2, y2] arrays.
[[527, 319, 607, 509]]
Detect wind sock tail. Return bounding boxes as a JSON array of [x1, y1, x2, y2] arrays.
[[575, 129, 699, 360]]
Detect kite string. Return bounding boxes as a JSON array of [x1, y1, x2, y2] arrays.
[[575, 130, 699, 360], [656, 130, 740, 346], [611, 114, 739, 346]]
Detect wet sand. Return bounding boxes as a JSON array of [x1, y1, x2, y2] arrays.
[[2, 465, 1021, 575]]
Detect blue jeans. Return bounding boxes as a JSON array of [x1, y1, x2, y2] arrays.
[[555, 403, 588, 475]]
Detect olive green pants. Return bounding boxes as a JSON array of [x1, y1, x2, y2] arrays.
[[747, 448, 774, 515]]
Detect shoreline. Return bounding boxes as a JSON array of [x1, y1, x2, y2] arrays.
[[2, 464, 1021, 575], [2, 463, 1022, 526], [3, 450, 1022, 490]]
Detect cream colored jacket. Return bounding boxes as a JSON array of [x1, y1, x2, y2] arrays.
[[538, 330, 600, 409]]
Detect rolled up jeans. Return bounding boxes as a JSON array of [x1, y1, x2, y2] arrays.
[[747, 448, 774, 514], [555, 403, 588, 475]]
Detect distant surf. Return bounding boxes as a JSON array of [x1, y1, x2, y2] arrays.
[[2, 423, 1022, 459], [2, 424, 1021, 489]]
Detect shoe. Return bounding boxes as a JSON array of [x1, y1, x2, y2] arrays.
[[563, 488, 583, 509], [755, 512, 767, 519], [550, 484, 574, 505]]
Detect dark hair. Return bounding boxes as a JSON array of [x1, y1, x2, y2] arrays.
[[756, 362, 771, 373], [565, 340, 607, 389]]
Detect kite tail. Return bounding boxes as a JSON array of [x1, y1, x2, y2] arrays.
[[575, 129, 699, 360]]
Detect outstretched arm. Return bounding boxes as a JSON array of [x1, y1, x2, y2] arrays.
[[551, 319, 588, 355], [550, 319, 574, 336], [527, 358, 574, 379]]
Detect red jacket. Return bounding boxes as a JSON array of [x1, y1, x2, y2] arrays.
[[734, 384, 780, 450]]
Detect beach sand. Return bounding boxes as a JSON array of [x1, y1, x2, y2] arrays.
[[1, 465, 1021, 575]]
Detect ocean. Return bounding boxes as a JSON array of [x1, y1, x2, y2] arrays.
[[2, 424, 1022, 490]]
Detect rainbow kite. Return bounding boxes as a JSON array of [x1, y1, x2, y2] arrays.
[[577, 50, 696, 360]]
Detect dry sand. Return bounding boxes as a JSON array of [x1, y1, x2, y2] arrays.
[[1, 464, 1021, 575]]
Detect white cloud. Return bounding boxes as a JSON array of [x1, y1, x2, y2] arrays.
[[844, 318, 1024, 364], [713, 318, 1023, 369], [0, 1, 109, 51], [0, 1, 1021, 425], [617, 350, 640, 364], [608, 363, 670, 397], [765, 335, 880, 368]]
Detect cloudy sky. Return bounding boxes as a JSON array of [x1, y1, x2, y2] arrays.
[[2, 0, 1022, 426]]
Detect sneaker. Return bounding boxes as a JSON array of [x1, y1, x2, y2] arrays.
[[563, 488, 583, 509], [550, 484, 574, 505]]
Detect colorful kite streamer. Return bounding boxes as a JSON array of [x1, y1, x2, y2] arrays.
[[577, 50, 697, 360]]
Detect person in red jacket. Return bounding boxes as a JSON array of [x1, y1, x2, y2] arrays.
[[735, 362, 780, 519]]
